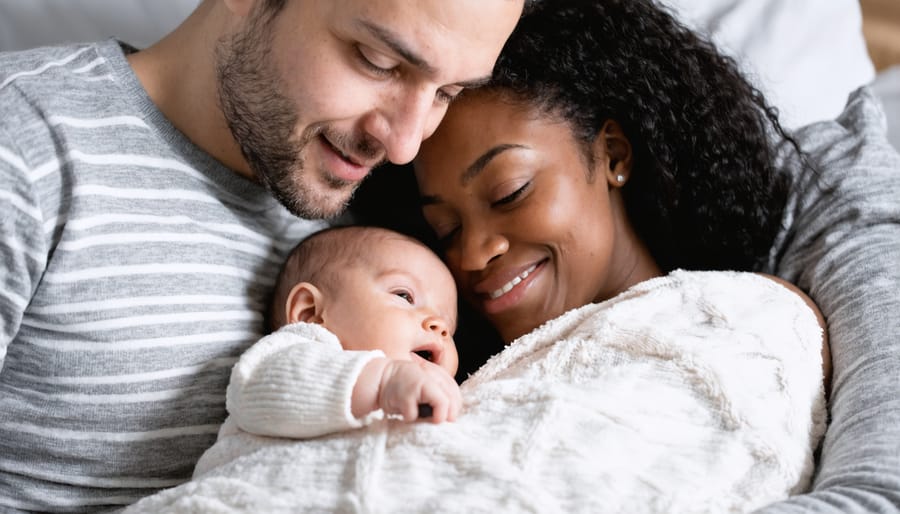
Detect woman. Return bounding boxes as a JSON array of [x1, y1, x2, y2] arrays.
[[414, 0, 800, 344]]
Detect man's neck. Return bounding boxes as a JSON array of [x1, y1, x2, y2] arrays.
[[126, 1, 253, 179]]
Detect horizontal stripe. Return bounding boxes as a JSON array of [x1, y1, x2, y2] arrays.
[[80, 73, 115, 83], [1, 421, 221, 442], [42, 263, 272, 284], [74, 184, 227, 204], [48, 115, 148, 130], [0, 288, 29, 312], [0, 46, 92, 90], [0, 234, 46, 268], [5, 358, 238, 385], [0, 494, 141, 510], [66, 213, 275, 243], [30, 156, 61, 182], [0, 459, 181, 490], [0, 189, 43, 222], [28, 295, 257, 315], [42, 214, 60, 235], [0, 145, 29, 174], [22, 310, 260, 333], [57, 232, 279, 259], [22, 330, 256, 351], [71, 57, 105, 74], [48, 390, 226, 406]]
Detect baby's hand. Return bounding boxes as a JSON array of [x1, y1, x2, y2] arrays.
[[353, 357, 462, 423], [353, 357, 461, 423]]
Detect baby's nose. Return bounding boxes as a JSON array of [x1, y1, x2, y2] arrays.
[[423, 315, 449, 338]]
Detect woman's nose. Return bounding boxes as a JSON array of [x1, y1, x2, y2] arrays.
[[455, 229, 509, 272], [422, 315, 450, 338]]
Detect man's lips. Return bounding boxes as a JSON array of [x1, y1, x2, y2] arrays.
[[319, 135, 382, 181]]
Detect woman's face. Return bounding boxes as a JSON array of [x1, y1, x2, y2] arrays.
[[414, 94, 644, 342]]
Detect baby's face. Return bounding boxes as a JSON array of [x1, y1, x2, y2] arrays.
[[322, 236, 459, 376]]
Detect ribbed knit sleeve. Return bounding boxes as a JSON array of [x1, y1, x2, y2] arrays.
[[758, 87, 900, 513], [226, 322, 385, 439]]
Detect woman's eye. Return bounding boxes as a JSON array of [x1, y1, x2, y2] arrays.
[[393, 290, 414, 304], [493, 181, 530, 206], [433, 226, 460, 248]]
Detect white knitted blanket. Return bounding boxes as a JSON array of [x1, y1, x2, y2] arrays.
[[124, 271, 826, 514]]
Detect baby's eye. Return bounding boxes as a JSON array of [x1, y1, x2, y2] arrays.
[[393, 290, 414, 304]]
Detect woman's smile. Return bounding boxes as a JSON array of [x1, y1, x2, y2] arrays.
[[474, 259, 546, 315]]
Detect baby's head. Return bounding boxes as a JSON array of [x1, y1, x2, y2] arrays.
[[270, 226, 459, 375]]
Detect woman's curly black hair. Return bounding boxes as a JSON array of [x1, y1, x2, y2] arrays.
[[489, 0, 792, 272]]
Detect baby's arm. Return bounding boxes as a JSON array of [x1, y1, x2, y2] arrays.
[[227, 323, 386, 439], [352, 357, 462, 424]]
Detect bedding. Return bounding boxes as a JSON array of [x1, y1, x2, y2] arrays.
[[123, 271, 826, 514], [661, 0, 874, 129]]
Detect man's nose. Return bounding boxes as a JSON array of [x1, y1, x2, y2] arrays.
[[368, 86, 445, 165]]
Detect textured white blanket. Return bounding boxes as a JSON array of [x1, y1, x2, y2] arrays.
[[125, 271, 826, 514]]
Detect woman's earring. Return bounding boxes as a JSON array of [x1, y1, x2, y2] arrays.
[[616, 174, 626, 184]]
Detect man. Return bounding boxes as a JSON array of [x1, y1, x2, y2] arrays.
[[0, 0, 523, 510]]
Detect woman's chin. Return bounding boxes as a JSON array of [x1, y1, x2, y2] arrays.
[[496, 317, 543, 344]]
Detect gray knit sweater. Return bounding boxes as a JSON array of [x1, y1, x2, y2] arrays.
[[757, 87, 900, 512]]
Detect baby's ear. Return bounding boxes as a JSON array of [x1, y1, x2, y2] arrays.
[[285, 282, 324, 325]]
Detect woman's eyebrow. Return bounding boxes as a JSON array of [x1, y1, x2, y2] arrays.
[[420, 144, 528, 206], [462, 144, 527, 184]]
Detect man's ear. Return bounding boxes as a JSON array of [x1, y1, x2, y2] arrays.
[[284, 282, 325, 325], [593, 119, 633, 187]]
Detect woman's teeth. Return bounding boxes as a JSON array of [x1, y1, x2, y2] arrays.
[[490, 264, 537, 299]]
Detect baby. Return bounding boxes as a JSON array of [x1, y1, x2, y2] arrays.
[[194, 225, 462, 473]]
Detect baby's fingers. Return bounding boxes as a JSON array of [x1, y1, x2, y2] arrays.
[[419, 377, 462, 424]]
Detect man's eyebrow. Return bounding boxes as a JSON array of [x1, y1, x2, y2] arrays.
[[358, 20, 436, 74], [357, 20, 491, 89], [420, 144, 527, 206]]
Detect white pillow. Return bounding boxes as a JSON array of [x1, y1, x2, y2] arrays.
[[0, 0, 199, 52], [661, 0, 876, 129]]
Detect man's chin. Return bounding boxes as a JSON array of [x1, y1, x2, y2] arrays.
[[281, 185, 357, 220]]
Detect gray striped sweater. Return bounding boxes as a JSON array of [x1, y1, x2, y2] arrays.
[[0, 39, 324, 511]]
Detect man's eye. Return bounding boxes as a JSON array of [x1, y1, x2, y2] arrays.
[[356, 45, 394, 77], [393, 290, 414, 304], [436, 87, 463, 105]]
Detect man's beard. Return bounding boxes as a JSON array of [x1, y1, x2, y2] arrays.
[[214, 8, 369, 219]]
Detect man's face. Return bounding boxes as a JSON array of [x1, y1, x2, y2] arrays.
[[216, 0, 523, 219]]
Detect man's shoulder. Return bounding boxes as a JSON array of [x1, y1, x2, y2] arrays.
[[0, 40, 134, 157], [0, 40, 123, 112]]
